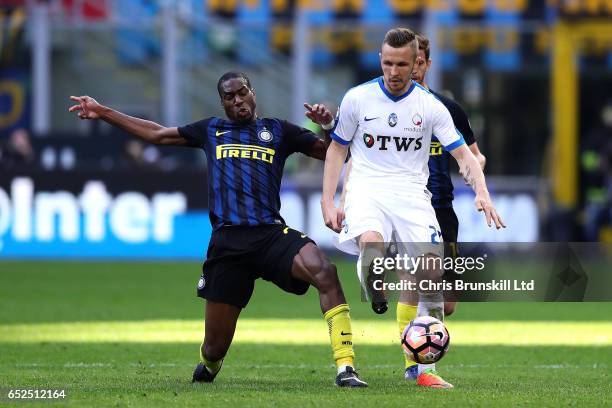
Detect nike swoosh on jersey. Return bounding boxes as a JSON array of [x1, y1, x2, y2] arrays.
[[215, 130, 231, 136], [340, 331, 352, 336], [364, 116, 379, 121]]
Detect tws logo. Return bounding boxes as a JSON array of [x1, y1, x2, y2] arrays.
[[363, 134, 423, 151], [0, 178, 187, 248]]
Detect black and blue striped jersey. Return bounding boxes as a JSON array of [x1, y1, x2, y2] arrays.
[[178, 117, 319, 230], [427, 90, 476, 208]]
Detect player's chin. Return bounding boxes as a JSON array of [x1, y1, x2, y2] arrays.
[[234, 110, 252, 123], [389, 80, 406, 91]]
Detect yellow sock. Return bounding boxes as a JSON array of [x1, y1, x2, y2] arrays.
[[200, 342, 223, 374], [397, 302, 418, 369], [323, 304, 355, 369]]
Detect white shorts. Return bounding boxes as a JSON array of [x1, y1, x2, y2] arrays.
[[336, 186, 443, 258]]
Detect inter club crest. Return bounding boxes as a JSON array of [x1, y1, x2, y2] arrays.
[[363, 133, 375, 148], [258, 128, 273, 142], [412, 113, 423, 127], [388, 113, 398, 127]]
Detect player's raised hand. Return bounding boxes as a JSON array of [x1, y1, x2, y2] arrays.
[[321, 201, 343, 233], [68, 96, 104, 120], [304, 103, 334, 127], [475, 194, 506, 229]]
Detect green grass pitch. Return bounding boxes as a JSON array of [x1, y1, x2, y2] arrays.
[[0, 260, 610, 407]]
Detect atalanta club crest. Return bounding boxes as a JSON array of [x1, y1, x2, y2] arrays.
[[258, 128, 273, 143], [388, 113, 398, 127], [363, 133, 375, 148], [412, 113, 423, 127]]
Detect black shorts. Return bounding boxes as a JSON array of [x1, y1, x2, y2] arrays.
[[197, 224, 314, 308], [435, 207, 460, 280]]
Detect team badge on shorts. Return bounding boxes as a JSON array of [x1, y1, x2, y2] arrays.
[[258, 128, 273, 143], [197, 276, 206, 289], [388, 113, 398, 127]]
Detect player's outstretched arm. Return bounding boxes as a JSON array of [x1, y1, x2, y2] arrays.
[[321, 141, 349, 232], [450, 144, 505, 229], [68, 95, 188, 146]]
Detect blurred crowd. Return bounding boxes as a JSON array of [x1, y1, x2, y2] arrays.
[[0, 127, 196, 172], [0, 128, 34, 167]]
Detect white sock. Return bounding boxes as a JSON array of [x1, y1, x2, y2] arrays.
[[337, 364, 351, 374], [416, 291, 444, 321], [418, 363, 435, 374]]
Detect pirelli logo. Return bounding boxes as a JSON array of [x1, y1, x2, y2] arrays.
[[216, 144, 275, 163], [430, 141, 443, 156]]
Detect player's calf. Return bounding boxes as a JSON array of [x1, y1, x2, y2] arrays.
[[291, 245, 368, 387], [292, 245, 345, 311], [358, 238, 389, 315]]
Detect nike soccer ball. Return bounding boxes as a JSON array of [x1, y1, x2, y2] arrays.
[[401, 316, 450, 364]]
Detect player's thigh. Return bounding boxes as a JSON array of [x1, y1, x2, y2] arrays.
[[290, 242, 341, 292], [390, 199, 444, 249], [390, 200, 444, 283], [258, 225, 314, 295], [198, 259, 256, 309], [339, 193, 393, 251], [198, 230, 258, 309]]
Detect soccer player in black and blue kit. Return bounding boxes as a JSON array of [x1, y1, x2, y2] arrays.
[[68, 72, 367, 388]]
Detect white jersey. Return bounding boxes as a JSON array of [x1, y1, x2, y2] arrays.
[[332, 77, 465, 194]]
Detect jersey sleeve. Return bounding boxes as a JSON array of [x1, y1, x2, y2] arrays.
[[281, 120, 321, 154], [431, 99, 465, 152], [331, 90, 359, 145], [446, 100, 476, 146], [177, 118, 211, 148]]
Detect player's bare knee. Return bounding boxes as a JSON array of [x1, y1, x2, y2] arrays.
[[359, 231, 384, 247]]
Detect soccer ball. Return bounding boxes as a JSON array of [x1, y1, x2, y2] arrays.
[[401, 316, 450, 364]]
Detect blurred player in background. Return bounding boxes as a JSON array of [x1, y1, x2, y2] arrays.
[[68, 72, 367, 388], [321, 28, 504, 388]]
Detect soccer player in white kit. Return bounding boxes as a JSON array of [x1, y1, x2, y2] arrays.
[[321, 28, 505, 389]]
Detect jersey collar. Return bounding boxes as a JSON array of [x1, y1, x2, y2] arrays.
[[377, 77, 416, 102]]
